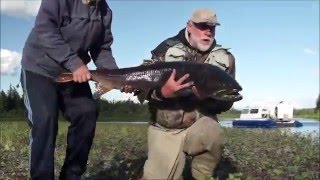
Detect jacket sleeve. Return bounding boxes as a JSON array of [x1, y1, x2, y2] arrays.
[[34, 0, 83, 72], [90, 1, 118, 70]]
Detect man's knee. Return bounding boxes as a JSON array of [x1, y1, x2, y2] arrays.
[[67, 100, 98, 121], [184, 117, 225, 155], [79, 100, 98, 116], [187, 118, 225, 179], [31, 110, 58, 131], [201, 118, 225, 149]]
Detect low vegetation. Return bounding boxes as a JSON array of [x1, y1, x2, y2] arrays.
[[0, 86, 319, 178], [1, 86, 319, 121], [0, 121, 319, 179]]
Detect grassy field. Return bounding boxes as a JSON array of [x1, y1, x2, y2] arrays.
[[0, 120, 319, 179]]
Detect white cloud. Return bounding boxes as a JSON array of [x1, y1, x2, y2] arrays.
[[100, 90, 140, 103], [303, 48, 317, 55], [88, 82, 140, 103], [1, 49, 21, 76], [0, 0, 41, 18]]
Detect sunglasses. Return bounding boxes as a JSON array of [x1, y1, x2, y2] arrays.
[[193, 22, 215, 31]]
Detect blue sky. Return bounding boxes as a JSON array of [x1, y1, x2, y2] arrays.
[[0, 0, 319, 109]]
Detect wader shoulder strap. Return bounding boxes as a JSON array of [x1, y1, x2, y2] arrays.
[[151, 35, 181, 60]]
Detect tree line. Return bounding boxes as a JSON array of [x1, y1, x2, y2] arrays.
[[0, 85, 319, 121], [0, 85, 24, 117], [0, 85, 240, 121], [0, 84, 151, 121]]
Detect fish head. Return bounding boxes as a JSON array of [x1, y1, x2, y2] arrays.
[[211, 88, 243, 102], [194, 65, 243, 102], [208, 76, 243, 101]]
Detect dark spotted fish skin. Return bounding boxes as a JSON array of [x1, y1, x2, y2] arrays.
[[56, 61, 243, 102]]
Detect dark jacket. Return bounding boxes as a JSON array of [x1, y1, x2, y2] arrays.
[[21, 0, 118, 78], [145, 28, 236, 128]]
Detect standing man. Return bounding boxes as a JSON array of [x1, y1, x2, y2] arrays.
[[140, 8, 237, 179], [20, 0, 118, 179]]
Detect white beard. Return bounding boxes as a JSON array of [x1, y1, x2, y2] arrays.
[[189, 38, 213, 52], [185, 28, 214, 52]]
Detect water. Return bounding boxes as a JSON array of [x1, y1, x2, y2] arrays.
[[220, 118, 319, 138], [100, 119, 319, 137]]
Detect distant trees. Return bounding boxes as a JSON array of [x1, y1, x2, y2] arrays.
[[0, 85, 24, 117], [1, 85, 318, 121], [97, 100, 150, 122], [0, 85, 150, 121]]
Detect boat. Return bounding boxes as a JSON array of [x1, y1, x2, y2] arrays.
[[232, 101, 303, 128], [275, 120, 303, 128]]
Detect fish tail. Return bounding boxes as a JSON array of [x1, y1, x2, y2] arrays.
[[55, 72, 74, 83]]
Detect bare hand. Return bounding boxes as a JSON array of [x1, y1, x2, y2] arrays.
[[73, 65, 91, 83], [161, 69, 194, 98]]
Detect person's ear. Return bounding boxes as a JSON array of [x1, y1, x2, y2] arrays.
[[186, 23, 191, 33], [187, 21, 192, 29]]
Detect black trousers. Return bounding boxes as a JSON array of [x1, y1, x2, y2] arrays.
[[21, 70, 98, 180]]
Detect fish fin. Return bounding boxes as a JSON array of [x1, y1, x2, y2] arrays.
[[133, 89, 141, 96], [136, 90, 147, 104], [55, 72, 73, 83], [193, 90, 208, 100], [93, 82, 114, 99]]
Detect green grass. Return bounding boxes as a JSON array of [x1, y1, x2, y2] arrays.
[[1, 107, 319, 122], [1, 121, 319, 179]]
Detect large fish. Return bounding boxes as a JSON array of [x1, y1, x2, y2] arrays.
[[55, 61, 243, 102]]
